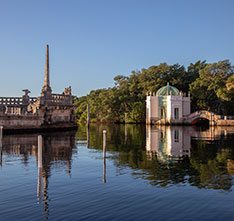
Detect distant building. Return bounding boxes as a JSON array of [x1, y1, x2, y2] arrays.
[[0, 45, 76, 130], [146, 83, 191, 124]]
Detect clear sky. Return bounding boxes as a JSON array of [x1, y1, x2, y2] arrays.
[[0, 0, 233, 97]]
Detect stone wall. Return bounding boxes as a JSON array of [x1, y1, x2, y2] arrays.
[[216, 120, 234, 126], [0, 114, 44, 129]]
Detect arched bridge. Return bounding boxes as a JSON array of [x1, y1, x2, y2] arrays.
[[185, 111, 221, 125]]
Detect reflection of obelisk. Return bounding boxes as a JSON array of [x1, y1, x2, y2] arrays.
[[0, 126, 3, 167], [37, 135, 49, 219], [37, 135, 43, 200]]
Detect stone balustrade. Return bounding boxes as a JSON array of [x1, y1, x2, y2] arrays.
[[0, 97, 37, 106], [50, 94, 72, 105]]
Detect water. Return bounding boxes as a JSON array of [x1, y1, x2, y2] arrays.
[[1, 125, 234, 220]]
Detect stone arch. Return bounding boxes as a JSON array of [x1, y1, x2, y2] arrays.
[[191, 117, 210, 125]]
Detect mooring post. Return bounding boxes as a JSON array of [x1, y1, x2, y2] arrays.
[[103, 130, 106, 183], [103, 130, 106, 158], [86, 124, 90, 149], [125, 113, 127, 124], [87, 104, 90, 125], [103, 152, 106, 184], [124, 123, 127, 144]]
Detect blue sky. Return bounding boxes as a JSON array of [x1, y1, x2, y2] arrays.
[[0, 0, 233, 97]]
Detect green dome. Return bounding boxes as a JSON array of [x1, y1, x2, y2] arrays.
[[156, 83, 180, 96]]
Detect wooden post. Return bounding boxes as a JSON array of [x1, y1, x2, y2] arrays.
[[124, 124, 127, 144], [125, 113, 127, 124], [103, 153, 106, 184], [103, 130, 106, 158], [103, 130, 106, 183], [86, 124, 90, 149], [87, 104, 90, 125]]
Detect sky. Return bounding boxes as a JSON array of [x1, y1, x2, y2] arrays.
[[0, 0, 234, 97]]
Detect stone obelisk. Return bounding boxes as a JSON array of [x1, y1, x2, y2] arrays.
[[41, 44, 52, 97]]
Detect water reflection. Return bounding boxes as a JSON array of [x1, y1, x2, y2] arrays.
[[1, 125, 234, 198], [146, 126, 191, 162], [78, 124, 234, 191], [1, 131, 76, 220], [144, 125, 234, 189]]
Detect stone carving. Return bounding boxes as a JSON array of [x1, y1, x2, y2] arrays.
[[63, 86, 72, 95]]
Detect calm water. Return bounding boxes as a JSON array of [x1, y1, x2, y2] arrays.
[[1, 125, 234, 220]]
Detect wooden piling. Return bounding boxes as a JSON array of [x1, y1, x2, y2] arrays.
[[103, 130, 106, 158], [103, 130, 106, 183], [87, 104, 90, 125], [86, 124, 90, 149]]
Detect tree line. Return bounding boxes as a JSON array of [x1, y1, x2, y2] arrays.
[[74, 60, 234, 123]]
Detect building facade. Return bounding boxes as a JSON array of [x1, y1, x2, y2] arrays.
[[146, 83, 191, 124], [0, 45, 76, 130]]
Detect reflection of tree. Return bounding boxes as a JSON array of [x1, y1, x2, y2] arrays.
[[78, 124, 234, 191], [189, 141, 234, 191]]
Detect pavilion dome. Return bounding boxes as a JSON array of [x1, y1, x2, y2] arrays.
[[156, 83, 180, 96]]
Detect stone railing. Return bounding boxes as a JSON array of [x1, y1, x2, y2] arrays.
[[50, 94, 73, 105], [0, 97, 23, 106], [0, 97, 37, 106]]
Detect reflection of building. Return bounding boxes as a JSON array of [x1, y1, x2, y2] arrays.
[[146, 83, 191, 124], [1, 131, 76, 219], [146, 125, 234, 163], [146, 126, 191, 162], [0, 127, 2, 167]]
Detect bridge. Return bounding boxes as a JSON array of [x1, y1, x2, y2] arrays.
[[184, 111, 234, 125]]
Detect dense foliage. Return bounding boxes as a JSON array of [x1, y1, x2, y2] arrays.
[[74, 60, 234, 123]]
